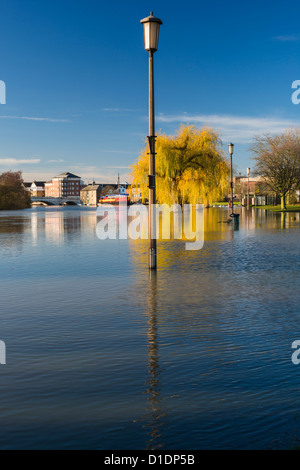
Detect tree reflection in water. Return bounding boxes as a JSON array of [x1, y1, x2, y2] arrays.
[[0, 215, 27, 257]]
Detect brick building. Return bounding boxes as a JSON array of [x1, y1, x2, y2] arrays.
[[45, 172, 83, 198]]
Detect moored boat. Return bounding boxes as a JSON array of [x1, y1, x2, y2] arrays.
[[98, 193, 130, 205], [98, 176, 130, 205]]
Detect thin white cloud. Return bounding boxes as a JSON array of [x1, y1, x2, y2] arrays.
[[103, 108, 122, 112], [70, 165, 130, 184], [22, 165, 131, 183], [0, 158, 41, 165], [0, 115, 70, 122], [102, 166, 130, 169], [156, 113, 299, 143], [102, 150, 133, 154], [47, 159, 65, 163], [274, 35, 300, 41], [103, 108, 139, 113]]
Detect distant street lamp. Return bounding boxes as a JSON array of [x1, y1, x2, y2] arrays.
[[141, 12, 163, 269], [228, 143, 234, 216], [247, 167, 250, 210]]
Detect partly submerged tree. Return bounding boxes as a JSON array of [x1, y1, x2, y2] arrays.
[[0, 171, 31, 210], [130, 125, 229, 206], [251, 130, 300, 210]]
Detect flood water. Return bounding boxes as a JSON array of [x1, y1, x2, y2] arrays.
[[0, 205, 300, 449]]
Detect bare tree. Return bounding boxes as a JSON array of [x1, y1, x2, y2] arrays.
[[251, 130, 300, 210], [100, 185, 116, 197]]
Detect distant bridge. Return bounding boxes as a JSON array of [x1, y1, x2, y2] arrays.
[[31, 196, 81, 206]]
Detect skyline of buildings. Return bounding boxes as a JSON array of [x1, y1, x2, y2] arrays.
[[23, 167, 276, 207]]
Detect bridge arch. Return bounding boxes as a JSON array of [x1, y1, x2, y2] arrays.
[[31, 197, 80, 206], [31, 200, 55, 206]]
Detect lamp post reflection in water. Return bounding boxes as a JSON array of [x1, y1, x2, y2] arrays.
[[144, 271, 166, 450]]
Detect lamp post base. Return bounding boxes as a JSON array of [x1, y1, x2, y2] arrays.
[[149, 248, 157, 269], [230, 212, 240, 229]]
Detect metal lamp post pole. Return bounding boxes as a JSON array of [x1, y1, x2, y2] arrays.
[[231, 154, 234, 216], [228, 143, 240, 226], [148, 50, 157, 269], [141, 12, 162, 269]]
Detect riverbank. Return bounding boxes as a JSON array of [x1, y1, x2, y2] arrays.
[[212, 202, 241, 206], [256, 204, 300, 212], [213, 202, 300, 212]]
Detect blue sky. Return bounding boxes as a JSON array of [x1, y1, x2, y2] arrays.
[[1, 0, 300, 183]]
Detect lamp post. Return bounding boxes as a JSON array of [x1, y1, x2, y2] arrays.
[[247, 167, 250, 210], [141, 12, 162, 270], [228, 143, 234, 216]]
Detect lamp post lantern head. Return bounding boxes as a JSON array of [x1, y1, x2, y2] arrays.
[[141, 11, 163, 52], [247, 167, 250, 176], [228, 142, 234, 156]]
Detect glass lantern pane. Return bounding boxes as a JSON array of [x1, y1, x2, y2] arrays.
[[150, 22, 159, 50], [155, 26, 159, 50], [143, 23, 150, 50]]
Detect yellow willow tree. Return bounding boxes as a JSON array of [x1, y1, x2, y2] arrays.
[[130, 124, 229, 206]]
